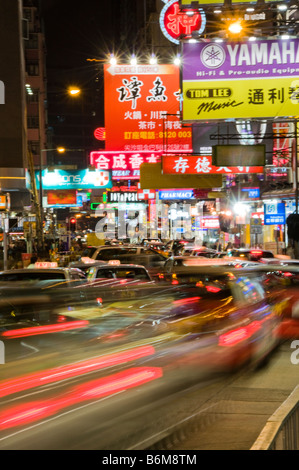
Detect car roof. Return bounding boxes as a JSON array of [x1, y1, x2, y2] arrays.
[[0, 267, 73, 274], [89, 263, 148, 269]]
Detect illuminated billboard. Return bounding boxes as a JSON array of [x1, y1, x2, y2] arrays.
[[104, 63, 192, 152], [90, 150, 161, 180], [162, 154, 264, 174], [35, 169, 112, 190], [47, 190, 77, 207], [182, 39, 299, 121]]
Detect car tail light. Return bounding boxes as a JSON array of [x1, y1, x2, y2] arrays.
[[206, 285, 221, 293]]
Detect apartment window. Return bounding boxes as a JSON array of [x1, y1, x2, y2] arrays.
[[27, 116, 39, 129], [29, 141, 40, 156], [27, 62, 39, 76], [25, 33, 39, 49], [26, 89, 39, 103]]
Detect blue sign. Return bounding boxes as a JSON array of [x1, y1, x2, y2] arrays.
[[242, 187, 260, 198], [264, 202, 286, 225], [34, 169, 112, 190], [159, 190, 194, 200]]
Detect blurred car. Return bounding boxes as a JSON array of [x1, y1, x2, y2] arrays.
[[0, 265, 86, 284], [120, 264, 281, 370], [258, 257, 299, 266], [0, 262, 282, 450], [86, 262, 153, 286], [160, 256, 258, 280], [163, 239, 195, 256], [87, 245, 168, 278], [253, 264, 299, 339], [222, 248, 275, 262], [188, 246, 218, 258]]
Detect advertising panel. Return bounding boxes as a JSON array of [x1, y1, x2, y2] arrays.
[[35, 169, 112, 190], [162, 154, 264, 174], [47, 190, 77, 207], [182, 39, 299, 121], [104, 63, 192, 152]]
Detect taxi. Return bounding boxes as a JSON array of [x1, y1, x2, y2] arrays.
[[86, 260, 153, 286], [0, 262, 86, 284]]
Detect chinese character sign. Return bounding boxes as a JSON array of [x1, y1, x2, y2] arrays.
[[90, 151, 162, 180], [182, 39, 299, 121], [104, 63, 192, 152], [159, 0, 206, 45], [162, 154, 264, 174]]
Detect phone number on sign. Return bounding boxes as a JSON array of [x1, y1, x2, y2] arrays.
[[124, 131, 192, 140]]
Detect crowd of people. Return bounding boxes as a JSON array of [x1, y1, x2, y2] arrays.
[[3, 237, 84, 270]]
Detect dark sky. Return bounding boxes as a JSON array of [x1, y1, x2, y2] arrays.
[[40, 0, 130, 155], [41, 0, 119, 87]]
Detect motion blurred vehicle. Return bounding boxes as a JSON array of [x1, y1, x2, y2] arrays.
[[185, 246, 218, 258], [221, 248, 275, 262], [0, 263, 281, 450], [0, 265, 86, 284], [160, 256, 259, 280], [163, 239, 195, 256], [86, 262, 153, 286], [87, 245, 167, 278], [255, 264, 299, 339]]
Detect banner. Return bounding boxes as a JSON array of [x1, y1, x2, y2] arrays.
[[104, 63, 192, 152], [182, 39, 299, 121]]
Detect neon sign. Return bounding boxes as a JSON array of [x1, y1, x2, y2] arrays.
[[90, 151, 162, 180], [159, 0, 206, 45]]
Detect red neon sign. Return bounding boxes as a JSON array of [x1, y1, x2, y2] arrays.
[[160, 1, 206, 45], [162, 154, 264, 175], [90, 151, 162, 180]]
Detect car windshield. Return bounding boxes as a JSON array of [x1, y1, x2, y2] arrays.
[[82, 247, 99, 258], [93, 267, 150, 280]]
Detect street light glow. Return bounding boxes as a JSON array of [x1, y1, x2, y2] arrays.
[[130, 55, 137, 66], [228, 21, 243, 35], [68, 87, 81, 96]]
